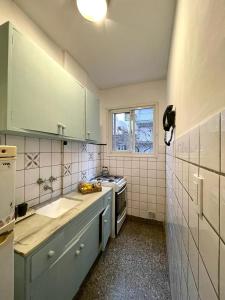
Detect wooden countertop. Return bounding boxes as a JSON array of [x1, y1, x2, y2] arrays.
[[14, 187, 112, 256]]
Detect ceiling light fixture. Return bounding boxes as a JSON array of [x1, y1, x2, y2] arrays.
[[76, 0, 108, 23]]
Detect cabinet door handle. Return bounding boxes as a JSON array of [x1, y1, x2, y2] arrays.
[[80, 243, 85, 249], [75, 249, 81, 256], [104, 219, 108, 223], [57, 123, 62, 135], [48, 250, 55, 258]]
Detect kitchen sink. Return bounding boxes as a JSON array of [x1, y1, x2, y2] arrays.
[[36, 198, 82, 219]]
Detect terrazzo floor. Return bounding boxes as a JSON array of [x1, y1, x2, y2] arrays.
[[74, 217, 171, 300]]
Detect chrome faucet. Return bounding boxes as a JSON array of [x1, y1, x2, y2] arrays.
[[43, 184, 53, 192]]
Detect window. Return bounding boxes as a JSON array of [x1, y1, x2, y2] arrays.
[[110, 106, 155, 155]]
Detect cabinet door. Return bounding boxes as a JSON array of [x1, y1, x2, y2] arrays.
[[10, 27, 85, 139], [59, 78, 85, 140], [30, 216, 100, 300], [85, 89, 100, 142], [79, 215, 100, 279], [10, 28, 61, 134], [31, 237, 82, 300], [102, 204, 112, 251]]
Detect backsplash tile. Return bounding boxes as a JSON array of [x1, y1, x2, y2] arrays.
[[3, 133, 164, 221], [102, 145, 166, 222], [62, 141, 101, 195], [0, 132, 103, 208], [6, 135, 25, 153], [25, 137, 39, 153], [25, 153, 40, 169], [64, 164, 72, 176], [166, 108, 225, 300]]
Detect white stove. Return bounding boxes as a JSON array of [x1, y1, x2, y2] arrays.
[[93, 175, 127, 192], [91, 175, 127, 237]]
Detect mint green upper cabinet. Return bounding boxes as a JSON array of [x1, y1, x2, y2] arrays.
[[0, 22, 85, 140], [59, 78, 85, 140], [85, 89, 101, 142]]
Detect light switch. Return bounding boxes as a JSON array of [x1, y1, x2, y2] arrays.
[[193, 173, 203, 218]]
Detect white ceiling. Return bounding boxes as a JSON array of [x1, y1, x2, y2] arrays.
[[14, 0, 176, 89]]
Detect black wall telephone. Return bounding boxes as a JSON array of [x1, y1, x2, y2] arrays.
[[163, 105, 176, 146]]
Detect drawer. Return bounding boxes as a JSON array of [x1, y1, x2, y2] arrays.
[[31, 231, 64, 281], [63, 196, 104, 247]]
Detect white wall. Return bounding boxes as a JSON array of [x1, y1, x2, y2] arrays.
[[0, 0, 97, 93], [168, 0, 225, 136], [100, 80, 167, 145], [166, 0, 225, 299], [99, 80, 167, 222]]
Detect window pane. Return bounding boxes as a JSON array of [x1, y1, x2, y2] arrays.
[[112, 112, 130, 151], [134, 107, 154, 154]]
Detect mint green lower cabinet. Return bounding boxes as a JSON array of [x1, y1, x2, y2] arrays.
[[31, 216, 99, 300], [79, 217, 100, 280], [102, 204, 112, 251], [15, 192, 113, 300], [31, 257, 64, 300]]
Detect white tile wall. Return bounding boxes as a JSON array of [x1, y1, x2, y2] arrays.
[[200, 113, 220, 172], [199, 216, 219, 292], [166, 111, 225, 300], [220, 241, 225, 299], [199, 255, 218, 300], [102, 144, 166, 221], [220, 176, 225, 242], [199, 168, 220, 232], [1, 135, 100, 208], [62, 142, 101, 195], [221, 110, 225, 174]]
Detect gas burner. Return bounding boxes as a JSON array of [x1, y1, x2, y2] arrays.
[[93, 175, 123, 183]]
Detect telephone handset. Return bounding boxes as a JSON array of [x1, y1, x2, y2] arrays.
[[163, 105, 176, 146]]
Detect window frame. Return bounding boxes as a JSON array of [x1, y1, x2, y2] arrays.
[[107, 104, 158, 157]]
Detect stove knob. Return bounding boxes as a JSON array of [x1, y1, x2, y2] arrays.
[[75, 250, 81, 256], [104, 219, 108, 223]]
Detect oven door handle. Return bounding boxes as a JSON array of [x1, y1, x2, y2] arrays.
[[117, 185, 127, 196]]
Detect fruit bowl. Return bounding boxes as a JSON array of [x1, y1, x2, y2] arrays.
[[78, 182, 102, 194]]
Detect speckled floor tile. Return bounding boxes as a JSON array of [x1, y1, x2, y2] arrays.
[[74, 218, 171, 300]]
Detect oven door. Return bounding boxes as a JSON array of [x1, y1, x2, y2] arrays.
[[115, 184, 127, 233]]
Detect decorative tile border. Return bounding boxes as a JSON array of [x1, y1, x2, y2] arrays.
[[64, 164, 72, 176], [25, 153, 40, 169]]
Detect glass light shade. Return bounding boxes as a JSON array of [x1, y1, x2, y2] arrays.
[[77, 0, 107, 23]]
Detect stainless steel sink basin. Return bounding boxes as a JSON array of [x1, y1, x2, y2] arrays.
[[36, 198, 82, 219]]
